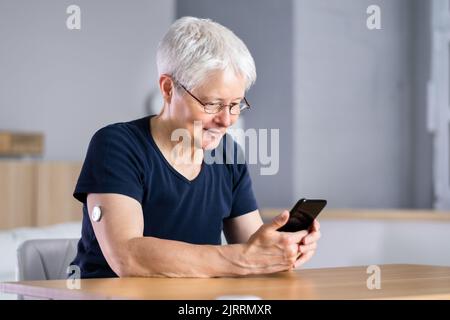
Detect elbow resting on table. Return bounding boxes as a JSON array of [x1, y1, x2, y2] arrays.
[[108, 252, 135, 278], [106, 238, 149, 278]]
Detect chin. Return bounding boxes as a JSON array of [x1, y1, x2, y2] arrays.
[[202, 133, 223, 150]]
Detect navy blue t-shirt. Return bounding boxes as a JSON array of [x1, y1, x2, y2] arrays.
[[70, 115, 258, 278]]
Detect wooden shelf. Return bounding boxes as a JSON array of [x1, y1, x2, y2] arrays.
[[0, 161, 82, 229], [0, 132, 44, 156]]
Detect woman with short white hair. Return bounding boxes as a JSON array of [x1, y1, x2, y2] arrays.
[[70, 16, 320, 278]]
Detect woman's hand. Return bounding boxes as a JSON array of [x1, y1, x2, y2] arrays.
[[294, 219, 321, 269], [241, 210, 309, 274]]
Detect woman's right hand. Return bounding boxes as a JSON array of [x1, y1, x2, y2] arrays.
[[241, 210, 308, 274]]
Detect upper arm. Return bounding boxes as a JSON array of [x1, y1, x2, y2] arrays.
[[223, 210, 263, 244], [86, 193, 143, 276]]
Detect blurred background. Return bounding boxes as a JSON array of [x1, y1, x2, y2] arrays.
[[0, 0, 449, 298]]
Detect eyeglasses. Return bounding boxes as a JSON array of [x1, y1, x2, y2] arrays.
[[175, 81, 251, 115]]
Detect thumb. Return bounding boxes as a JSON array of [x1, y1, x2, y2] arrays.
[[267, 210, 290, 230]]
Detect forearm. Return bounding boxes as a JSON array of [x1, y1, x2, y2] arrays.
[[120, 236, 250, 278]]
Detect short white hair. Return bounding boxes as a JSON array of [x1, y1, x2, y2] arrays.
[[156, 16, 256, 91]]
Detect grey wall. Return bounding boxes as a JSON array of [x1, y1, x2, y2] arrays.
[[293, 0, 429, 208], [1, 0, 433, 209], [411, 0, 433, 208], [177, 0, 433, 209], [0, 0, 174, 160], [177, 0, 294, 208]]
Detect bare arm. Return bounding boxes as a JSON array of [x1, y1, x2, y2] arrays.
[[223, 210, 263, 244], [87, 193, 309, 278]]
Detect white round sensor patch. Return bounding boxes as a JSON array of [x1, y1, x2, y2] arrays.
[[91, 206, 102, 222]]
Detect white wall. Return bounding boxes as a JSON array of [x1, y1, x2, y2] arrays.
[[304, 219, 450, 268], [0, 0, 174, 161]]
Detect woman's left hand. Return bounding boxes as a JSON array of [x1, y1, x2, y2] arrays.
[[294, 219, 321, 269]]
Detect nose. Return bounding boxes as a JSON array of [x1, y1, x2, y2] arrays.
[[215, 106, 232, 127]]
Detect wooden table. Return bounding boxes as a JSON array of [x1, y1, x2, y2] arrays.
[[1, 264, 450, 300]]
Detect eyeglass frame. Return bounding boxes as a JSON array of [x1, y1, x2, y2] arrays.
[[173, 80, 251, 115]]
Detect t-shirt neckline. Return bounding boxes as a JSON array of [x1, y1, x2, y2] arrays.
[[144, 115, 205, 184]]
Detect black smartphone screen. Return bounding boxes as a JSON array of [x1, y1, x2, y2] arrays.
[[277, 198, 327, 232]]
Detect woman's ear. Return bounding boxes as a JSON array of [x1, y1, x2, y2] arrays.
[[159, 74, 174, 104]]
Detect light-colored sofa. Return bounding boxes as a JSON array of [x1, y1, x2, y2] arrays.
[[0, 222, 81, 300]]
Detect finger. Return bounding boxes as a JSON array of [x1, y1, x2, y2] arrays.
[[299, 242, 317, 254], [294, 250, 315, 269], [281, 229, 309, 244], [285, 243, 300, 262], [303, 230, 321, 245], [266, 210, 290, 231], [313, 219, 320, 231], [308, 219, 320, 233]]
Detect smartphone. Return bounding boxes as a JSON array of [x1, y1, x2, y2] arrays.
[[277, 198, 327, 232]]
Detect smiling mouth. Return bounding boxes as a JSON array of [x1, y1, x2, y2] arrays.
[[203, 129, 223, 140], [203, 128, 222, 134]]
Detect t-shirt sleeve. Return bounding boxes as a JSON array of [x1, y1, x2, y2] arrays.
[[73, 125, 146, 205], [227, 140, 258, 219]]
